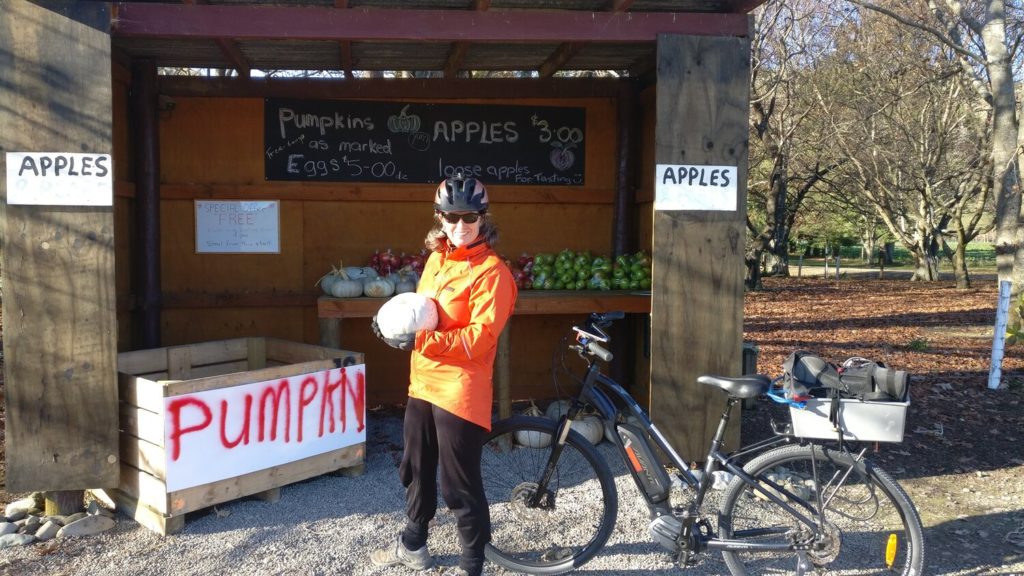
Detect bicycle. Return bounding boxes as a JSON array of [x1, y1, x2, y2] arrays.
[[480, 311, 925, 575]]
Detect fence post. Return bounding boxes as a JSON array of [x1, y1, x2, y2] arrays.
[[988, 280, 1012, 390]]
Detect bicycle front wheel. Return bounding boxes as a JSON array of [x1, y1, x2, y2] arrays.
[[481, 416, 618, 575], [719, 443, 924, 575]]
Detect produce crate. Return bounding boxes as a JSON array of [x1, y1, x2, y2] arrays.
[[789, 394, 910, 443], [108, 337, 366, 535]]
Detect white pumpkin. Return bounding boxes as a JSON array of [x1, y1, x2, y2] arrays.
[[317, 271, 340, 296], [318, 261, 362, 298], [574, 415, 605, 445], [391, 267, 418, 294], [330, 275, 364, 298], [343, 266, 372, 281], [515, 427, 553, 448], [515, 403, 553, 448], [544, 399, 571, 421], [363, 276, 395, 298], [375, 292, 438, 338], [544, 400, 604, 445]]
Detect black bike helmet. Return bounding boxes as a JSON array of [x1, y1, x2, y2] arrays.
[[434, 172, 489, 213]]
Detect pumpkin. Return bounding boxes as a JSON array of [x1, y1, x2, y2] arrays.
[[363, 276, 395, 298], [317, 268, 340, 296], [329, 264, 364, 298], [574, 415, 605, 445], [391, 267, 418, 294], [515, 402, 552, 448], [343, 266, 371, 281], [375, 292, 438, 338], [545, 400, 604, 445], [318, 261, 362, 297]]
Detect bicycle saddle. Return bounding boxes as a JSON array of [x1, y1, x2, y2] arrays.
[[697, 375, 771, 399]]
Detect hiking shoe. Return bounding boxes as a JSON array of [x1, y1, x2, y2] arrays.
[[369, 534, 434, 570]]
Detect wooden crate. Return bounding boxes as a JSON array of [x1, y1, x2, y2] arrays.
[[109, 337, 366, 535]]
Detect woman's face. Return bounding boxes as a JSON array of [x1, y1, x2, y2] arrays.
[[439, 211, 482, 248]]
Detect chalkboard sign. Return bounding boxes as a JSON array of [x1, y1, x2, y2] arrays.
[[264, 98, 585, 185]]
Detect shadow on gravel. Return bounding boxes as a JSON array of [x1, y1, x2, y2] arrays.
[[922, 509, 1024, 575]]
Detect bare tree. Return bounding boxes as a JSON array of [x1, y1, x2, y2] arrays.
[[817, 7, 992, 285], [745, 0, 839, 289], [848, 0, 1023, 316]]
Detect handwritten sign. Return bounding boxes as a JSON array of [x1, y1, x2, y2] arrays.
[[195, 200, 280, 253], [264, 99, 586, 185], [163, 364, 366, 491], [5, 152, 112, 206], [654, 164, 738, 211]]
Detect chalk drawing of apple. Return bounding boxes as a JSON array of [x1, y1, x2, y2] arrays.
[[550, 142, 576, 171]]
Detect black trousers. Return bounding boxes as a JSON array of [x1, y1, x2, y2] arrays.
[[400, 397, 490, 572]]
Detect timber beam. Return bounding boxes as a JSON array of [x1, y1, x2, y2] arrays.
[[112, 4, 750, 42]]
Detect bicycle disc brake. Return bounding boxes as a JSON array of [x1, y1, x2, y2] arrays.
[[508, 482, 554, 522]]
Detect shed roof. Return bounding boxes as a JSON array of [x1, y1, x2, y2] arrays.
[[110, 0, 764, 78]]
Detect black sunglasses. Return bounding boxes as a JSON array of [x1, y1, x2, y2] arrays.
[[438, 211, 483, 224]]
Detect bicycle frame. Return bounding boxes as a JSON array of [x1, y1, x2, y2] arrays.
[[545, 350, 850, 557]]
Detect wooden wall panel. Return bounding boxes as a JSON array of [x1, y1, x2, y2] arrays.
[[650, 34, 751, 461], [0, 1, 119, 490], [162, 308, 304, 347], [160, 98, 264, 183]]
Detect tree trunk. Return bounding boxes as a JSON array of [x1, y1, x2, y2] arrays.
[[910, 244, 939, 281], [746, 248, 764, 291], [983, 1, 1023, 328], [952, 235, 971, 289]]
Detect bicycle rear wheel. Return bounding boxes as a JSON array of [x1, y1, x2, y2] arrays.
[[719, 444, 924, 575], [481, 416, 618, 575]]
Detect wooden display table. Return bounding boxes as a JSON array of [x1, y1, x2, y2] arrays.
[[318, 290, 651, 418]]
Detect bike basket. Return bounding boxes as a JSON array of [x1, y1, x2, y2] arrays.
[[788, 393, 910, 443]]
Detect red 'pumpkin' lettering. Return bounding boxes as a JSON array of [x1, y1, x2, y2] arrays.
[[297, 376, 319, 442], [319, 370, 343, 437], [168, 397, 213, 461], [340, 370, 366, 433], [220, 395, 252, 448], [259, 380, 291, 442]]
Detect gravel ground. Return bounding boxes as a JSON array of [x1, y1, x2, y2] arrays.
[[0, 406, 1020, 576]]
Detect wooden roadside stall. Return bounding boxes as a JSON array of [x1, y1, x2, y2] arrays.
[[2, 0, 763, 533]]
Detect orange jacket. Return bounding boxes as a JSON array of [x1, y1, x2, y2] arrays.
[[410, 239, 517, 430]]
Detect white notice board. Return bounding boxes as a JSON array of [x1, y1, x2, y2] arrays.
[[195, 200, 280, 253]]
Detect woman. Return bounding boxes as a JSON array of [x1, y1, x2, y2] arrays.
[[370, 173, 518, 576]]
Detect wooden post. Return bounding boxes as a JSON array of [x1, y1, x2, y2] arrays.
[[611, 80, 639, 387], [0, 1, 120, 491], [649, 32, 751, 461], [131, 58, 162, 349]]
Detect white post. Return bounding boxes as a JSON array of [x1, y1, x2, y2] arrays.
[[988, 280, 1012, 390], [797, 254, 803, 277]]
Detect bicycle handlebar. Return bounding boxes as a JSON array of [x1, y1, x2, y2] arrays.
[[587, 341, 613, 362], [570, 310, 626, 362]]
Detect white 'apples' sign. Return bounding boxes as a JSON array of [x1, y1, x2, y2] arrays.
[[654, 164, 737, 211], [5, 152, 113, 206]]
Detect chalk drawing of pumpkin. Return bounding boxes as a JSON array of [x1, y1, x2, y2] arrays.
[[388, 105, 421, 134], [549, 142, 576, 171]]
